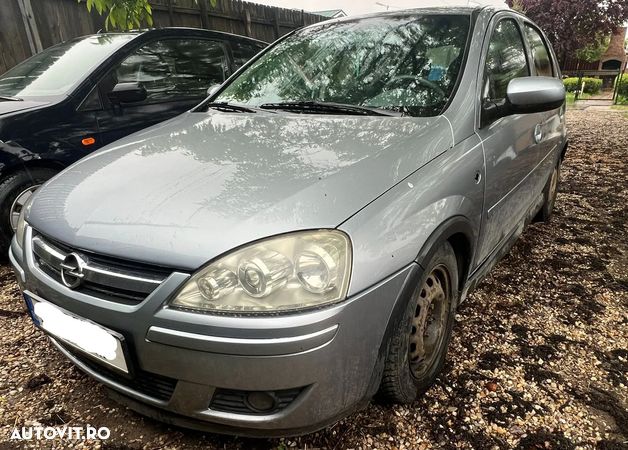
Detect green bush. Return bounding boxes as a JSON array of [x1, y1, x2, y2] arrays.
[[563, 77, 602, 94], [616, 74, 628, 97], [563, 77, 580, 92]]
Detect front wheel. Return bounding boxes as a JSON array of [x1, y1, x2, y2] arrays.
[[379, 241, 459, 403], [0, 168, 57, 255]]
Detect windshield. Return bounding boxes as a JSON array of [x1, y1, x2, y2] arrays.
[[0, 34, 136, 98], [215, 14, 470, 117]]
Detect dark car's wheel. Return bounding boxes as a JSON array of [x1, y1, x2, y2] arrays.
[[0, 168, 57, 255], [535, 161, 560, 223], [379, 241, 459, 403]]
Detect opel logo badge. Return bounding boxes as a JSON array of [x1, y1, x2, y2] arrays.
[[60, 252, 86, 289]]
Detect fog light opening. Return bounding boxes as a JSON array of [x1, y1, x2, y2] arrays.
[[245, 391, 278, 412]]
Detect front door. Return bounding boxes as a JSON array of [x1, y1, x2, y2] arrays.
[[95, 38, 230, 147], [475, 15, 540, 264]]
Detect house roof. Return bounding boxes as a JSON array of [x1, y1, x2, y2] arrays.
[[312, 9, 347, 18]]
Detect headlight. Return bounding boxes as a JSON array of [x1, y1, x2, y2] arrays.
[[171, 230, 352, 314]]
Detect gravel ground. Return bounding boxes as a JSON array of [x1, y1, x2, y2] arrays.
[[0, 110, 626, 450]]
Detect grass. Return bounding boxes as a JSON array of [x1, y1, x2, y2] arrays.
[[566, 92, 592, 106], [610, 103, 628, 119], [611, 104, 628, 119]]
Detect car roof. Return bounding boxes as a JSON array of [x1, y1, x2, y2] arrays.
[[94, 27, 267, 46], [309, 3, 510, 26]]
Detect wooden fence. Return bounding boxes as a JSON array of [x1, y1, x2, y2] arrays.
[[0, 0, 326, 74]]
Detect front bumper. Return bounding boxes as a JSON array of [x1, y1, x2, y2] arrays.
[[10, 230, 416, 436]]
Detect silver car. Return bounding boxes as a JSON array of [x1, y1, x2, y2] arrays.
[[10, 5, 566, 437]]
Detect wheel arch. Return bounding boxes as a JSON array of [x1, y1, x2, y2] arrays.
[[414, 215, 475, 293], [369, 217, 475, 401], [0, 158, 65, 182]]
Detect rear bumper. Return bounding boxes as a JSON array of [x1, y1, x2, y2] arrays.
[[10, 228, 416, 436]]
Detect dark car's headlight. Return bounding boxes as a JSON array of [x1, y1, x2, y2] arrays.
[[170, 230, 352, 314]]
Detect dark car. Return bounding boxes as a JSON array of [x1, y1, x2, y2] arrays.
[[0, 28, 266, 253]]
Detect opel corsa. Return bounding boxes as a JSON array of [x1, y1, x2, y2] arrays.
[[10, 5, 567, 436]]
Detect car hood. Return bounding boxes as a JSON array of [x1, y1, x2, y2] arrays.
[[0, 99, 51, 117], [28, 111, 452, 270]]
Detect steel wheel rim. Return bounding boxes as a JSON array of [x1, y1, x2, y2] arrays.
[[9, 185, 40, 231], [409, 265, 450, 379]]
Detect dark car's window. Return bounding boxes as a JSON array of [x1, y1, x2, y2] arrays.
[[0, 34, 135, 98], [231, 41, 265, 68], [524, 24, 554, 77], [79, 86, 103, 111], [113, 38, 228, 103], [214, 15, 471, 117], [483, 19, 529, 102]]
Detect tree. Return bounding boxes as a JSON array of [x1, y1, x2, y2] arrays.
[[80, 0, 217, 31], [81, 0, 153, 30], [506, 0, 628, 64], [509, 0, 526, 13], [575, 35, 611, 63]]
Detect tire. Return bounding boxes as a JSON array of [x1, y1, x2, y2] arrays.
[[535, 160, 560, 223], [0, 168, 58, 256], [379, 241, 459, 403]]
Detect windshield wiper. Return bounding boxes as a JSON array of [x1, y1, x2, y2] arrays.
[[259, 101, 401, 116], [205, 102, 256, 113], [0, 95, 23, 101]]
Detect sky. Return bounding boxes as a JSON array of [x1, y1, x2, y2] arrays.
[[247, 0, 508, 16]]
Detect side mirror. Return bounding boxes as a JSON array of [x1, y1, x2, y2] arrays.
[[206, 83, 222, 97], [506, 76, 565, 114], [108, 82, 147, 104]]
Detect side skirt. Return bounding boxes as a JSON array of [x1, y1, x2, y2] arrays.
[[460, 191, 544, 303]]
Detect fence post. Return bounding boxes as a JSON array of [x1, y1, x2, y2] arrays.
[[16, 0, 43, 55], [198, 0, 210, 29], [243, 9, 251, 37], [273, 9, 280, 39], [167, 0, 174, 26]]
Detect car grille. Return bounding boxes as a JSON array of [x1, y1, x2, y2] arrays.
[[31, 232, 171, 305], [59, 342, 177, 402], [210, 387, 303, 415]]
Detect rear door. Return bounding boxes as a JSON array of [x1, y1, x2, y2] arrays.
[[475, 14, 539, 263], [95, 37, 229, 146]]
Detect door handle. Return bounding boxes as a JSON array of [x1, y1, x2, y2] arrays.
[[534, 124, 543, 144]]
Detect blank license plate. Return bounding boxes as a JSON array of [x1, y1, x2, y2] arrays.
[[24, 292, 129, 374]]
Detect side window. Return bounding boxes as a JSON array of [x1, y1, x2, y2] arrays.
[[113, 38, 228, 103], [524, 24, 554, 77], [483, 19, 529, 102], [230, 42, 265, 69], [78, 86, 103, 111]]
